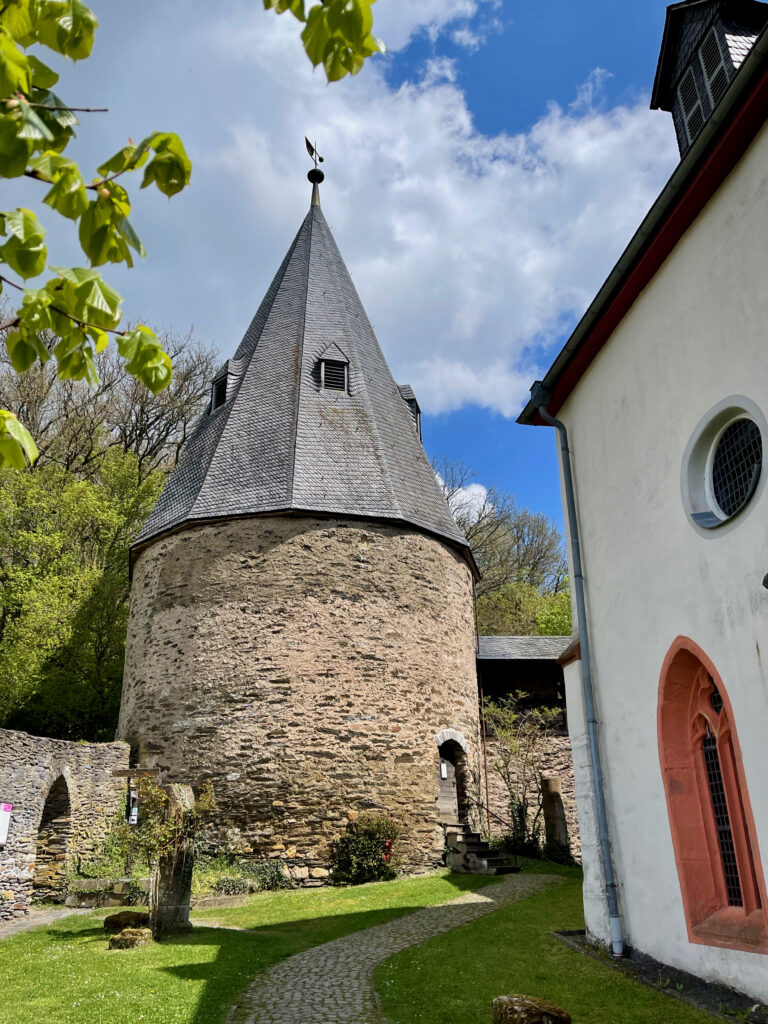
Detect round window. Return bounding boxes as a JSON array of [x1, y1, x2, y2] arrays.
[[710, 418, 762, 518], [682, 398, 767, 531]]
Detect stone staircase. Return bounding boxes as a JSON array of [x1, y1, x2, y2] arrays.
[[443, 823, 521, 876]]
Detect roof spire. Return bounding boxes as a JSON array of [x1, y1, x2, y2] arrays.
[[305, 137, 325, 207]]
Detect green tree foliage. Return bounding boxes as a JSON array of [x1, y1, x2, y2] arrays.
[[0, 0, 193, 467], [476, 582, 573, 637], [0, 448, 163, 738], [264, 0, 384, 81], [435, 457, 572, 636], [0, 323, 215, 739]]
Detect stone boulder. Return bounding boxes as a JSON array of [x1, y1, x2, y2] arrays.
[[108, 927, 154, 950], [103, 910, 150, 932], [492, 995, 572, 1024]]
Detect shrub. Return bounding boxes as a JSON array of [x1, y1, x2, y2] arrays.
[[243, 858, 294, 892], [213, 876, 249, 896], [330, 814, 400, 885]]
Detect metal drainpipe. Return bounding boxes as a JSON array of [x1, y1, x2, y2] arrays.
[[531, 381, 624, 957]]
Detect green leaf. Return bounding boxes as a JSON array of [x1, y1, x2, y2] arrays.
[[301, 4, 330, 67], [78, 183, 143, 267], [32, 0, 98, 60], [263, 0, 306, 20], [0, 207, 47, 278], [0, 114, 34, 176], [0, 1, 34, 43], [27, 54, 59, 88], [0, 26, 31, 95], [97, 143, 138, 177], [53, 328, 97, 382], [46, 266, 122, 330], [0, 409, 39, 467], [16, 286, 53, 335], [139, 132, 191, 197], [117, 325, 172, 393], [5, 327, 48, 371], [16, 99, 55, 142], [30, 151, 88, 219]]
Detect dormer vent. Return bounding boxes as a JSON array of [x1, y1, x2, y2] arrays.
[[678, 66, 705, 143], [321, 359, 348, 392], [211, 373, 227, 411], [700, 27, 730, 105], [652, 0, 768, 158]]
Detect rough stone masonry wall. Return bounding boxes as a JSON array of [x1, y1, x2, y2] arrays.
[[119, 515, 481, 879], [482, 732, 581, 863], [0, 728, 129, 921]]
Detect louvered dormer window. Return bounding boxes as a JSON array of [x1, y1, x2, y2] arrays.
[[320, 359, 348, 392], [699, 27, 731, 107], [677, 66, 706, 145], [211, 373, 227, 411]]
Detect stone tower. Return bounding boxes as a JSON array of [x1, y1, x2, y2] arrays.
[[118, 174, 481, 874]]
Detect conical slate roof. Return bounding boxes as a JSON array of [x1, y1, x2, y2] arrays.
[[134, 193, 472, 566]]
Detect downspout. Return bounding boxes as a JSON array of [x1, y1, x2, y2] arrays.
[[531, 381, 624, 957]]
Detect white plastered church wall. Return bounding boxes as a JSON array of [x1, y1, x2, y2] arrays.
[[554, 117, 768, 1001]]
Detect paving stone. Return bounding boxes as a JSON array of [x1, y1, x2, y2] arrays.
[[228, 873, 561, 1024]]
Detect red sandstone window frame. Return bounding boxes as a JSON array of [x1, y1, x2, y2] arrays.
[[658, 636, 768, 953]]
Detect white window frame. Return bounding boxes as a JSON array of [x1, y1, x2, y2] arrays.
[[677, 65, 705, 145], [698, 27, 730, 108]]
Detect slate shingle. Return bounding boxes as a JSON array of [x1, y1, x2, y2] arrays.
[[134, 200, 471, 563]]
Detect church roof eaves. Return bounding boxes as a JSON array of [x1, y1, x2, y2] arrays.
[[518, 20, 768, 426]]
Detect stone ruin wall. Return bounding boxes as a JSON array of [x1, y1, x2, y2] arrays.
[[482, 731, 581, 863], [0, 728, 129, 921], [119, 515, 482, 881]]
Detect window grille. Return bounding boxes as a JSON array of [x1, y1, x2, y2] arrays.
[[711, 418, 762, 518], [212, 375, 227, 410], [710, 682, 724, 714], [699, 28, 730, 108], [677, 67, 705, 143], [321, 360, 348, 392], [702, 724, 743, 907]]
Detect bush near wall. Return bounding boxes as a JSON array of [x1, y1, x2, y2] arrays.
[[330, 814, 401, 885]]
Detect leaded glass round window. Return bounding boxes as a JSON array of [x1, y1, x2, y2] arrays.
[[711, 418, 762, 518], [682, 398, 767, 532]]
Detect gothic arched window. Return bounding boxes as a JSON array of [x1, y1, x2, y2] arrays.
[[658, 637, 768, 953]]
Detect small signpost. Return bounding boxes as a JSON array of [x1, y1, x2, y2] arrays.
[[0, 802, 12, 846], [111, 768, 161, 824]]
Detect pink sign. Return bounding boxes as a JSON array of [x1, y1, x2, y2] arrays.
[[0, 803, 12, 845]]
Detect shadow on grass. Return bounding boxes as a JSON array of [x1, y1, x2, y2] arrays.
[[20, 871, 506, 1024], [161, 872, 550, 1024]]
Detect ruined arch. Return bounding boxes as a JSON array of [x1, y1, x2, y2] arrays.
[[658, 636, 768, 952], [33, 774, 72, 902]]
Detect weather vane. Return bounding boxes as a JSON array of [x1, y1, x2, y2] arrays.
[[305, 138, 325, 206], [305, 137, 324, 171]]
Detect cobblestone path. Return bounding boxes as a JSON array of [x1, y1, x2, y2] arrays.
[[228, 873, 562, 1024]]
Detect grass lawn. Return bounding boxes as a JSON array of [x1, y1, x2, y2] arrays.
[[375, 862, 719, 1024], [0, 871, 495, 1024]]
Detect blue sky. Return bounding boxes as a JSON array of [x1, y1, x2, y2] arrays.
[[26, 1, 682, 530]]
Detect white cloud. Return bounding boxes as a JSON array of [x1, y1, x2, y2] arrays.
[[213, 21, 679, 417]]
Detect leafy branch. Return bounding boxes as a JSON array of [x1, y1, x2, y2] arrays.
[[0, 0, 192, 467], [264, 0, 385, 81]]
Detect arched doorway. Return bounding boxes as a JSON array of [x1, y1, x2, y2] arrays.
[[658, 637, 768, 952], [33, 775, 72, 902], [435, 729, 470, 825]]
